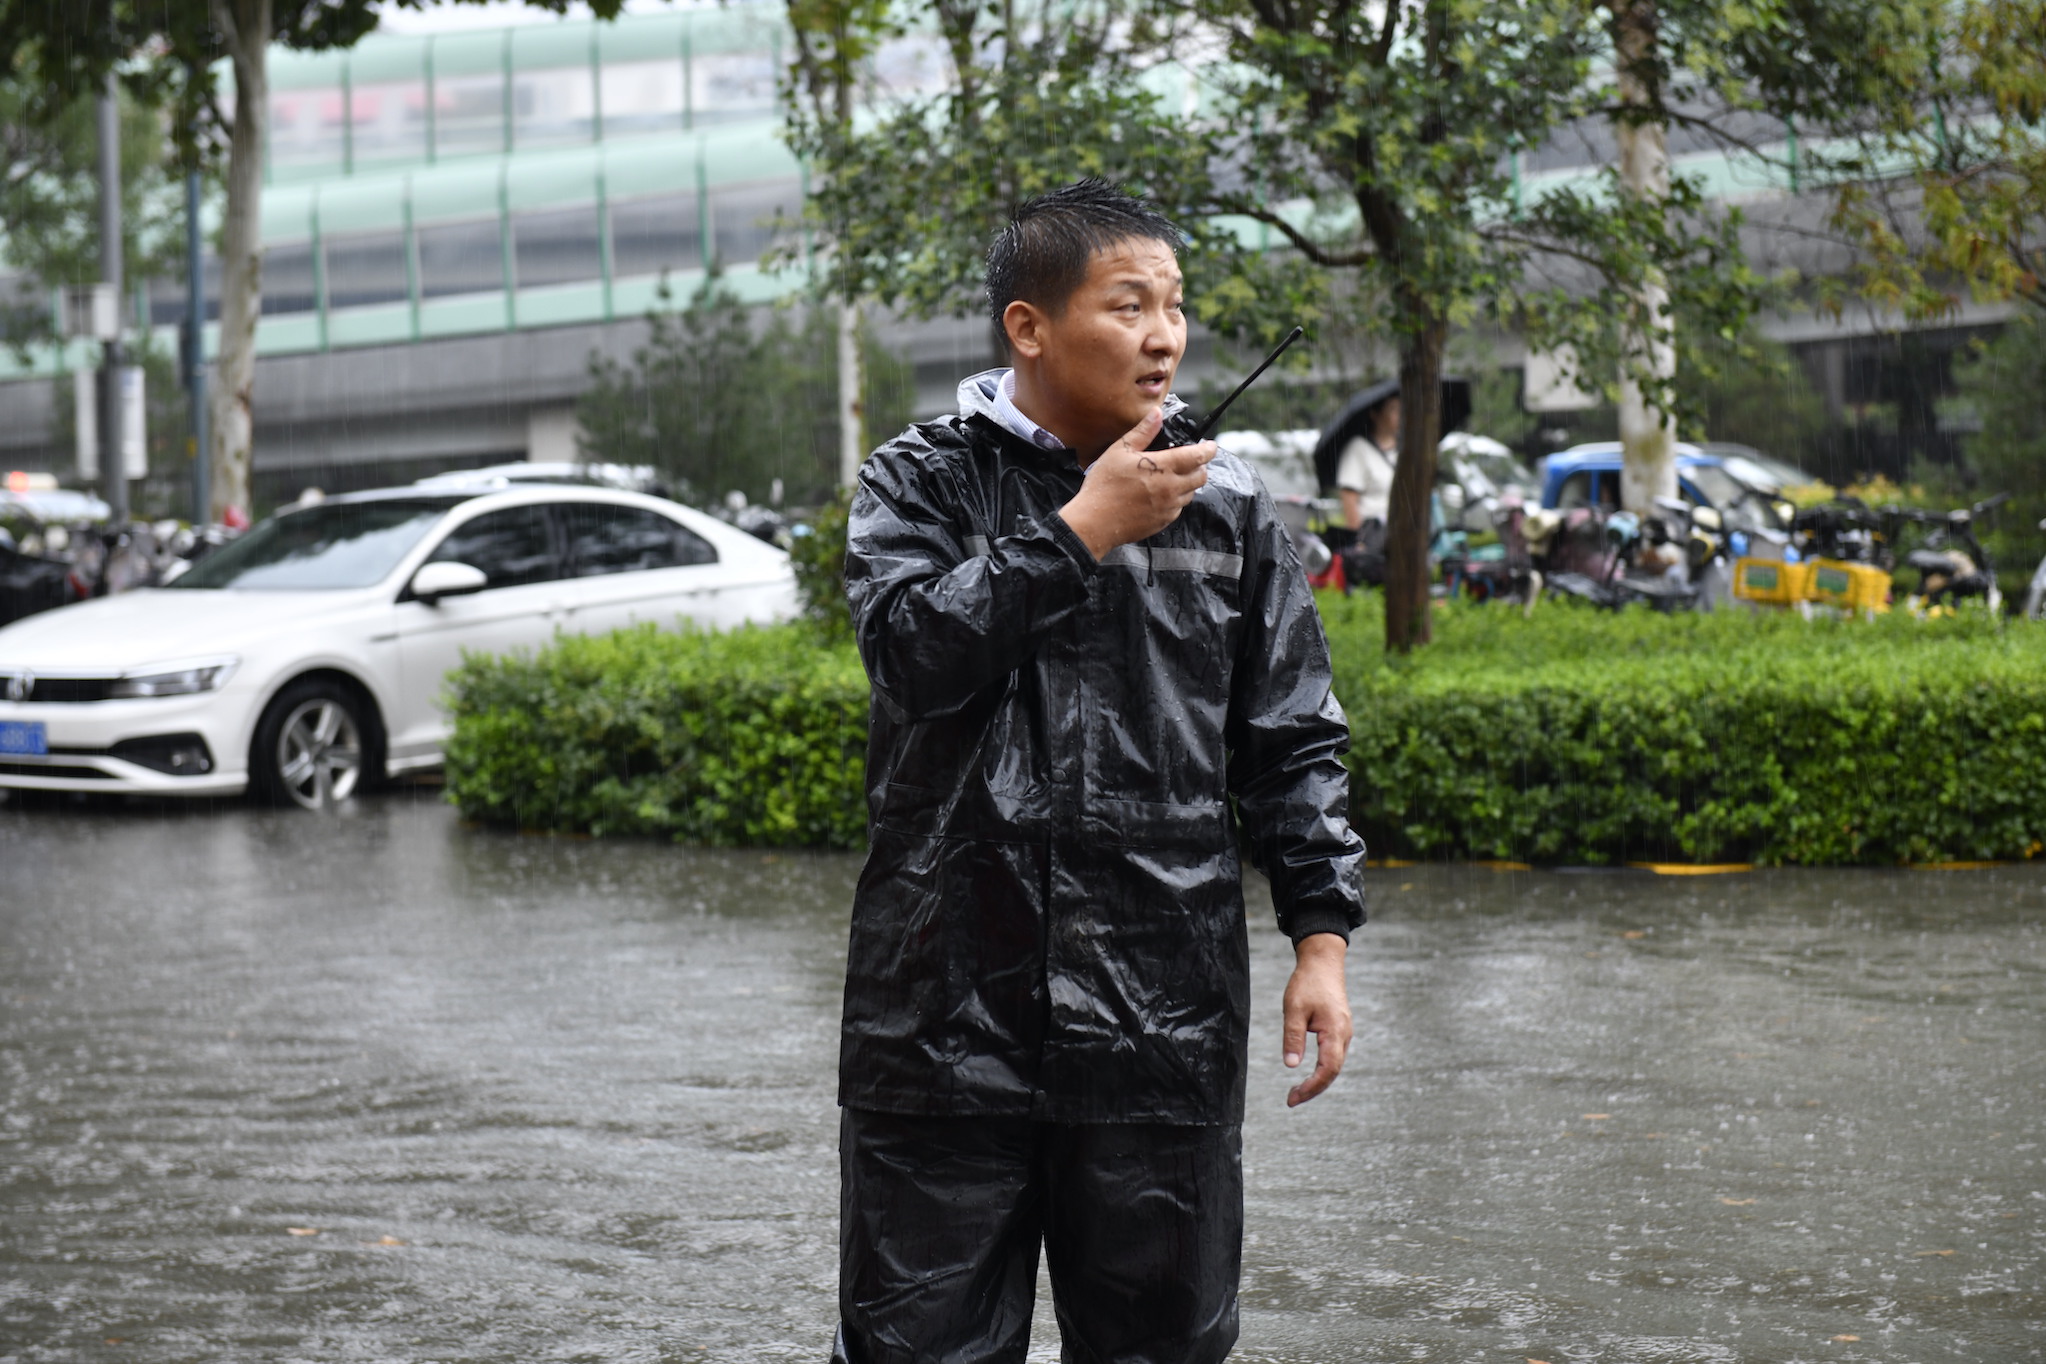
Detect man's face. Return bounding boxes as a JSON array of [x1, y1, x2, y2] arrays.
[[1007, 236, 1186, 453]]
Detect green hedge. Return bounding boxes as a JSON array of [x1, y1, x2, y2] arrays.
[[444, 599, 2046, 866], [1326, 595, 2046, 865], [442, 624, 868, 848]]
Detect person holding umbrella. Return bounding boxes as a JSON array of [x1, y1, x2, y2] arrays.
[[1328, 380, 1401, 531]]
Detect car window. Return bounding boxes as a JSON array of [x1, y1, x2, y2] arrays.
[[1556, 471, 1592, 510], [558, 503, 717, 576], [170, 499, 460, 590], [426, 506, 560, 589]]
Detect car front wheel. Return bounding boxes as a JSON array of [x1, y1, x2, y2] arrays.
[[251, 679, 373, 809]]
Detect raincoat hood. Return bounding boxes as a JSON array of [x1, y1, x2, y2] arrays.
[[840, 399, 1367, 1125]]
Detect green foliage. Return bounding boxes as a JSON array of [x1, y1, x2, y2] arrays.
[[1828, 0, 2046, 322], [576, 272, 911, 508], [0, 83, 185, 358], [0, 1, 621, 164], [446, 595, 2046, 866], [1323, 592, 2046, 866], [1674, 321, 1830, 465], [1954, 314, 2046, 584], [789, 487, 853, 639], [787, 0, 1900, 649], [442, 623, 869, 849]]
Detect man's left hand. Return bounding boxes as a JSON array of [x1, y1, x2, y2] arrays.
[[1281, 933, 1351, 1107]]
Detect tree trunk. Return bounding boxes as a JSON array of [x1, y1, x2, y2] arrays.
[[1613, 0, 1677, 513], [826, 21, 867, 484], [1382, 313, 1447, 653], [837, 294, 865, 486], [207, 0, 271, 521]]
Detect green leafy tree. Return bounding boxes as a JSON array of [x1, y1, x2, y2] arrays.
[[0, 0, 624, 519], [1833, 0, 2046, 323], [577, 272, 913, 510], [783, 0, 900, 483], [790, 0, 1799, 650], [1590, 0, 1931, 510], [1951, 316, 2046, 586], [0, 83, 185, 359], [1675, 324, 1829, 465], [787, 488, 854, 638]]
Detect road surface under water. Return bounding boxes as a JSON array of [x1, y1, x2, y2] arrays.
[[1, 792, 2041, 1363]]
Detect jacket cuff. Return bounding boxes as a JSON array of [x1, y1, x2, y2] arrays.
[[1282, 907, 1357, 946], [1044, 510, 1102, 576]]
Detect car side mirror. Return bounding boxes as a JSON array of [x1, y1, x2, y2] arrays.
[[409, 560, 488, 605]]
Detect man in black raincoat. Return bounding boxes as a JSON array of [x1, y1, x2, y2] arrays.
[[835, 179, 1368, 1364]]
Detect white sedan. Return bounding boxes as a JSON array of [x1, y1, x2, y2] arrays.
[[0, 484, 799, 809]]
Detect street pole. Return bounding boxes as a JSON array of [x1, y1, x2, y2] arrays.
[[96, 74, 128, 526], [185, 167, 210, 524]]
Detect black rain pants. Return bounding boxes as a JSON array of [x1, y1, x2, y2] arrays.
[[830, 1108, 1243, 1364]]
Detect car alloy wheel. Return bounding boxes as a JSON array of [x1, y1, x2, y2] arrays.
[[273, 696, 363, 809]]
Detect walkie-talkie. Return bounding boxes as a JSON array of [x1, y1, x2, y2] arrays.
[[1191, 326, 1305, 442]]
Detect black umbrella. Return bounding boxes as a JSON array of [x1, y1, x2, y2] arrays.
[[1310, 376, 1474, 493]]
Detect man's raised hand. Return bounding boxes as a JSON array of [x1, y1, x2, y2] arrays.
[[1058, 409, 1215, 561]]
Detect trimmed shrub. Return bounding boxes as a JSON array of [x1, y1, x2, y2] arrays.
[[444, 598, 2046, 865], [1325, 594, 2046, 865], [442, 623, 868, 848]]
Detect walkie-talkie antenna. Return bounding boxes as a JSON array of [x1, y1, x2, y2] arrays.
[[1192, 326, 1305, 442]]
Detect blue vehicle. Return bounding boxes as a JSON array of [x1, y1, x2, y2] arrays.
[[1538, 441, 1800, 557]]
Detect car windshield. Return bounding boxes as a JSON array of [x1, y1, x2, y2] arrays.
[[168, 499, 460, 590], [1465, 449, 1538, 495], [1687, 464, 1789, 534]]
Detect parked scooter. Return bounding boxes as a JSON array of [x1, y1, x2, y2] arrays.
[[1540, 498, 1723, 612], [1883, 492, 2008, 613], [2023, 518, 2046, 622], [1439, 489, 1540, 607], [0, 512, 237, 625]]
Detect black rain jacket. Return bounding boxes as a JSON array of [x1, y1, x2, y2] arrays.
[[840, 372, 1368, 1125]]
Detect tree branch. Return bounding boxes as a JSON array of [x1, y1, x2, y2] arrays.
[[1217, 200, 1374, 267], [1372, 0, 1400, 66], [207, 0, 240, 56]]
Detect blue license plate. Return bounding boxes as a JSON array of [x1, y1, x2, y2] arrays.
[[0, 721, 48, 756]]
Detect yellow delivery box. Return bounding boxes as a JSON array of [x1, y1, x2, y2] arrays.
[[1731, 557, 1809, 605], [1803, 557, 1891, 613]]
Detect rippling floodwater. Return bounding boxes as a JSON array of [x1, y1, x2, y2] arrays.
[[2, 792, 2041, 1362]]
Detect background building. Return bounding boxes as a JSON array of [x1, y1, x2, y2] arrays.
[[0, 1, 2012, 508]]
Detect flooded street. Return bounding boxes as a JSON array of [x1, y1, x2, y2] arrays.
[[3, 793, 2041, 1363]]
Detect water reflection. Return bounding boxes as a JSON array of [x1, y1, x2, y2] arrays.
[[2, 796, 2039, 1362]]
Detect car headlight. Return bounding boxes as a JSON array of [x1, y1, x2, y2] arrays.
[[108, 657, 239, 699]]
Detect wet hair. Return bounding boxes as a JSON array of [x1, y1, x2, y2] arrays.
[[984, 178, 1183, 353]]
